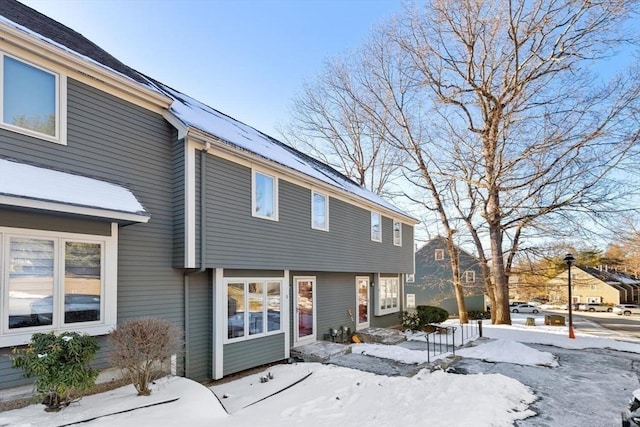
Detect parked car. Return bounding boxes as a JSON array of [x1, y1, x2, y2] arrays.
[[613, 304, 640, 316], [511, 304, 540, 314], [577, 303, 612, 312]]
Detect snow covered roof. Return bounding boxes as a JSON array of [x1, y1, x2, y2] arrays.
[[0, 0, 416, 223], [153, 81, 416, 221], [0, 0, 147, 85], [0, 157, 150, 223]]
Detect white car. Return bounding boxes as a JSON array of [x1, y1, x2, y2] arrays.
[[511, 304, 540, 314], [612, 304, 640, 316]]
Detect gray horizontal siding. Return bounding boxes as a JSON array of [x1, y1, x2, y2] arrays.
[[186, 271, 212, 382], [0, 208, 112, 235], [314, 272, 360, 341], [223, 333, 285, 376], [200, 155, 413, 273], [0, 78, 184, 388]]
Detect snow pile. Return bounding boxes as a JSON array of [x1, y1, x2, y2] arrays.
[[353, 343, 429, 364], [457, 339, 559, 367]]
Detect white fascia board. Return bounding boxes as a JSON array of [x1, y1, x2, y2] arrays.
[[0, 195, 150, 223]]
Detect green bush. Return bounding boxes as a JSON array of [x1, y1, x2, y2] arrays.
[[416, 305, 449, 324], [400, 306, 450, 331], [11, 331, 99, 412]]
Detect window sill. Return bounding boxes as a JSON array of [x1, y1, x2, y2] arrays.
[[223, 330, 284, 345], [0, 323, 114, 348]]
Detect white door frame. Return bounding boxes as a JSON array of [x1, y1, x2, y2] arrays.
[[293, 276, 316, 346], [355, 276, 370, 330]]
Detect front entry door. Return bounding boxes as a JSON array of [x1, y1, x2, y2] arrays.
[[356, 276, 370, 329], [294, 277, 316, 346]]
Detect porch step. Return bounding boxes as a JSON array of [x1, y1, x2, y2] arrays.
[[354, 327, 406, 345], [290, 341, 351, 363]]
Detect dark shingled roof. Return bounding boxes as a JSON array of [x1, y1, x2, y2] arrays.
[[0, 0, 147, 84]]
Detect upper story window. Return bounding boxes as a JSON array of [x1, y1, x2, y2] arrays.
[[252, 170, 278, 221], [465, 270, 476, 283], [1, 53, 66, 144], [311, 191, 329, 231], [393, 220, 402, 246], [371, 212, 381, 242], [435, 248, 444, 260]]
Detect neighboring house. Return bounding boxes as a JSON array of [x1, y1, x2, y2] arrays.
[[406, 237, 485, 315], [0, 0, 417, 391], [546, 266, 640, 305]]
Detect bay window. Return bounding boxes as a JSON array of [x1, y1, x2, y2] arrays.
[[226, 278, 282, 341], [375, 276, 400, 316]]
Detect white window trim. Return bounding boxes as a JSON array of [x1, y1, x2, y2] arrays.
[[435, 249, 444, 260], [223, 277, 284, 344], [393, 219, 402, 246], [465, 270, 476, 283], [251, 169, 279, 221], [0, 224, 117, 347], [374, 274, 401, 316], [371, 211, 382, 242], [311, 190, 329, 231], [0, 52, 67, 146]]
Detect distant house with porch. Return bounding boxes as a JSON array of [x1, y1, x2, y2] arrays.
[[546, 266, 640, 306], [405, 237, 485, 315]]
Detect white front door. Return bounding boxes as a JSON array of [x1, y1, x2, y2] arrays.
[[356, 276, 370, 329], [294, 277, 316, 346]]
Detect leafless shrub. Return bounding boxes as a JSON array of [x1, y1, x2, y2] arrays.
[[108, 317, 183, 396]]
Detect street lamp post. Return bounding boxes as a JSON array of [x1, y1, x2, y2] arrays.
[[564, 253, 576, 339]]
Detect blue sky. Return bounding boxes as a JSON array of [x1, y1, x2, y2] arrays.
[[22, 0, 403, 138]]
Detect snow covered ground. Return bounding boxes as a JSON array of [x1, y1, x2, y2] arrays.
[[2, 313, 639, 427]]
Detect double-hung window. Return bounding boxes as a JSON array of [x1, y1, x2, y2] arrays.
[[1, 53, 66, 144], [435, 249, 444, 260], [226, 279, 283, 342], [252, 170, 278, 220], [1, 227, 116, 347], [311, 191, 328, 231], [375, 276, 400, 316], [393, 220, 402, 246], [371, 212, 382, 242]]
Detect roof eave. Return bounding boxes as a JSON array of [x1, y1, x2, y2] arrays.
[[0, 20, 172, 111], [182, 125, 419, 225], [0, 195, 150, 224]]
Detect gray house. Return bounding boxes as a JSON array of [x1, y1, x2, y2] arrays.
[[406, 237, 485, 315], [0, 0, 417, 390]]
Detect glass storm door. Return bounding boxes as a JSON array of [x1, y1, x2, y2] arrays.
[[294, 277, 316, 345], [356, 277, 370, 329]]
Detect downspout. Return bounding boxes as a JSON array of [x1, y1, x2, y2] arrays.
[[184, 141, 210, 378]]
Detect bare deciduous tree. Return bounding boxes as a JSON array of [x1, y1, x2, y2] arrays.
[[285, 0, 640, 324]]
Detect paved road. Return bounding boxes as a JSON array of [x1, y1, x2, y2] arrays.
[[574, 311, 640, 339], [545, 309, 640, 340], [454, 343, 640, 426]]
